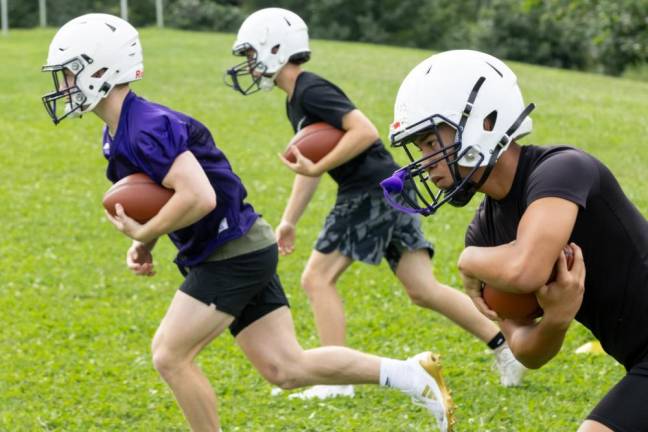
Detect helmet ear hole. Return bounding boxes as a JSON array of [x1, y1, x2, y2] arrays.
[[92, 67, 108, 78], [484, 110, 497, 131], [289, 51, 310, 65], [271, 44, 280, 54]]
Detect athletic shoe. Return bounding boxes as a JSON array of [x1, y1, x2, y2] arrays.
[[406, 352, 455, 432], [287, 384, 355, 400], [494, 344, 527, 387]]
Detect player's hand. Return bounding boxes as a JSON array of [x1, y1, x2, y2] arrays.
[[537, 243, 585, 326], [276, 220, 296, 255], [105, 203, 154, 243], [126, 241, 155, 276], [461, 271, 500, 320], [278, 146, 323, 177]]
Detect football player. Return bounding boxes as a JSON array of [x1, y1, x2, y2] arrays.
[[42, 13, 455, 432], [226, 8, 525, 400], [383, 49, 648, 432]]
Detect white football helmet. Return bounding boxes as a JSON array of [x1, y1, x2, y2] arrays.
[[225, 8, 310, 95], [42, 13, 143, 124], [381, 50, 534, 215]]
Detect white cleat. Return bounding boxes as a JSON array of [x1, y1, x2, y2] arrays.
[[494, 344, 527, 387], [288, 384, 355, 400], [405, 352, 455, 432]]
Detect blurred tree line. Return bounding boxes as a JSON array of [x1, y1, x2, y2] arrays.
[[9, 0, 648, 76]]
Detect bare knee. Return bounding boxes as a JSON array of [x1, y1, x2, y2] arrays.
[[404, 280, 441, 308], [301, 269, 329, 299], [257, 353, 304, 389], [152, 345, 188, 382]]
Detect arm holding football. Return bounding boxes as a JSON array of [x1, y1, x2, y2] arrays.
[[151, 150, 216, 232], [315, 109, 379, 173], [498, 244, 585, 368], [114, 151, 216, 243], [459, 197, 578, 293]]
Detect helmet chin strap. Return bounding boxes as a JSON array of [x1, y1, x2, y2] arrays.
[[449, 102, 536, 206]]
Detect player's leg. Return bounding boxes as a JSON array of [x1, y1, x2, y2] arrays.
[[579, 360, 648, 432], [385, 187, 526, 387], [291, 202, 356, 401], [577, 422, 614, 432], [151, 290, 233, 432], [152, 241, 281, 431], [277, 251, 354, 400], [393, 249, 526, 386], [237, 306, 379, 385], [236, 306, 455, 431], [395, 249, 499, 342], [300, 249, 353, 346]]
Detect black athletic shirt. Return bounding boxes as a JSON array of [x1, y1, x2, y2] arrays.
[[466, 145, 648, 370], [286, 71, 398, 196]]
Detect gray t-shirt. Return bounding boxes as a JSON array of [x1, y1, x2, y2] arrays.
[[205, 217, 276, 262]]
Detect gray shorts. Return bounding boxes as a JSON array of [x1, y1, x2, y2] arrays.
[[315, 189, 434, 271]]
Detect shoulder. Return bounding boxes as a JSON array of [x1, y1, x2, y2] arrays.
[[126, 97, 191, 143], [298, 71, 329, 87], [528, 145, 598, 174], [523, 145, 601, 207], [299, 72, 348, 97]]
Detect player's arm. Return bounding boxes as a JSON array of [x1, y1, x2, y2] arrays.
[[126, 238, 158, 276], [280, 109, 379, 177], [276, 174, 321, 255], [109, 151, 216, 243], [459, 197, 579, 294], [315, 109, 379, 172], [498, 319, 568, 369], [497, 243, 585, 368]]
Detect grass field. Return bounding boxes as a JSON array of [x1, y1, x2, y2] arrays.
[[1, 27, 647, 431]]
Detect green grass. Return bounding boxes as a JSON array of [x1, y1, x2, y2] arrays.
[[1, 27, 647, 431]]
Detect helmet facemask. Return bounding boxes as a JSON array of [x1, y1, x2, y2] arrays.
[[381, 113, 485, 216], [227, 8, 311, 96], [383, 70, 535, 216], [224, 44, 270, 96], [42, 14, 144, 125], [41, 58, 89, 124]]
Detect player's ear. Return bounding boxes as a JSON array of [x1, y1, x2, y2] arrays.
[[483, 111, 497, 132]]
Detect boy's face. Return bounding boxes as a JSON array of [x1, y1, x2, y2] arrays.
[[246, 48, 263, 78], [59, 68, 76, 92], [414, 124, 461, 190]]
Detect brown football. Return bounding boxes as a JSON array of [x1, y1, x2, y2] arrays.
[[482, 245, 574, 320], [102, 173, 173, 224], [283, 122, 344, 163]]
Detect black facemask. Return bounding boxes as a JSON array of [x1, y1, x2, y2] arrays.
[[41, 58, 87, 125]]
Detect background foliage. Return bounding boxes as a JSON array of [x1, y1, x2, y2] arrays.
[[2, 27, 648, 430], [7, 0, 648, 77]]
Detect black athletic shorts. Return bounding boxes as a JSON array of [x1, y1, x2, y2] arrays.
[[179, 244, 289, 336], [587, 360, 648, 432], [315, 189, 434, 272]]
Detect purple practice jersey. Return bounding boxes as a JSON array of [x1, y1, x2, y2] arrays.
[[102, 91, 258, 267]]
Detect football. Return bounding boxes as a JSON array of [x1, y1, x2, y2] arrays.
[[482, 245, 574, 320], [102, 173, 173, 224], [283, 122, 344, 163]]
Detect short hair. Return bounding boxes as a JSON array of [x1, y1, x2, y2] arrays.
[[289, 51, 311, 65]]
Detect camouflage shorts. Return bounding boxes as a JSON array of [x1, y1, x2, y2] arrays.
[[315, 190, 434, 271]]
